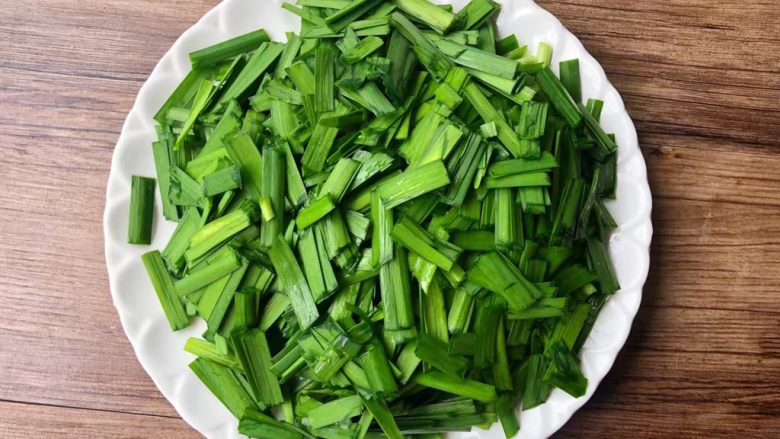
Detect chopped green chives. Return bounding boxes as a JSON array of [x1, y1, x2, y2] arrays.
[[201, 165, 241, 197], [154, 68, 208, 124], [340, 82, 397, 116], [286, 61, 316, 95], [546, 303, 591, 354], [390, 12, 453, 81], [586, 98, 604, 121], [185, 148, 231, 182], [169, 166, 204, 207], [536, 42, 553, 67], [496, 34, 520, 55], [379, 246, 415, 341], [234, 329, 284, 406], [260, 147, 286, 248], [409, 122, 463, 167], [416, 372, 496, 402], [517, 101, 549, 140], [226, 133, 263, 200], [307, 395, 363, 429], [161, 208, 200, 274], [296, 196, 336, 229], [359, 393, 403, 439], [550, 178, 585, 244], [447, 287, 475, 335], [141, 250, 189, 330], [424, 29, 480, 46], [469, 252, 542, 311], [469, 69, 521, 97], [444, 132, 486, 206], [302, 124, 339, 176], [324, 0, 381, 30], [259, 292, 290, 331], [346, 209, 370, 245], [189, 29, 271, 67], [456, 0, 500, 30], [485, 172, 551, 189], [560, 59, 582, 104], [597, 154, 617, 198], [390, 216, 461, 271], [269, 100, 299, 145], [190, 358, 257, 418], [201, 102, 242, 154], [128, 176, 156, 245], [276, 32, 303, 78], [508, 297, 568, 320], [353, 23, 392, 37], [494, 187, 517, 250], [493, 316, 512, 390], [361, 343, 399, 397], [396, 0, 459, 34], [173, 79, 214, 151], [415, 334, 468, 376], [488, 152, 558, 177], [555, 264, 597, 295], [462, 83, 524, 158], [268, 236, 319, 330], [216, 42, 284, 107], [474, 297, 502, 368], [265, 78, 303, 105], [350, 150, 396, 191], [436, 39, 518, 79], [434, 83, 463, 109], [184, 337, 241, 370], [257, 197, 274, 222], [241, 109, 266, 143], [423, 280, 450, 343], [297, 230, 327, 299], [270, 337, 306, 384], [450, 230, 494, 251], [543, 343, 587, 397], [232, 288, 260, 332], [385, 30, 418, 101], [579, 102, 618, 162], [535, 66, 582, 128], [145, 3, 623, 436], [522, 354, 550, 410], [587, 238, 620, 295], [371, 190, 394, 265], [299, 0, 352, 8], [376, 160, 450, 208], [151, 141, 178, 221], [315, 43, 336, 115], [319, 108, 367, 129], [477, 20, 496, 53], [204, 259, 249, 332], [343, 36, 384, 63], [239, 408, 306, 439], [320, 158, 361, 202], [184, 201, 259, 264], [175, 246, 242, 296]]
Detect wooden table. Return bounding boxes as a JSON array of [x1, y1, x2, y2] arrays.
[[1, 0, 778, 437]]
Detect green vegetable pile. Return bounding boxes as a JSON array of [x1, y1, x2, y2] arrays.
[[128, 0, 620, 437]]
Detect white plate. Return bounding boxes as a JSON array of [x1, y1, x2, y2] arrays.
[[104, 1, 652, 437]]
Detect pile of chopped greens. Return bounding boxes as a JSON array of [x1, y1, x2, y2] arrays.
[[128, 0, 620, 437]]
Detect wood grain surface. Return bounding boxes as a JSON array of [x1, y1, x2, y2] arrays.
[[1, 0, 778, 437]]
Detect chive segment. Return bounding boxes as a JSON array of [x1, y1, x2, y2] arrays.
[[128, 176, 156, 245], [268, 236, 319, 330], [141, 251, 189, 330]]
